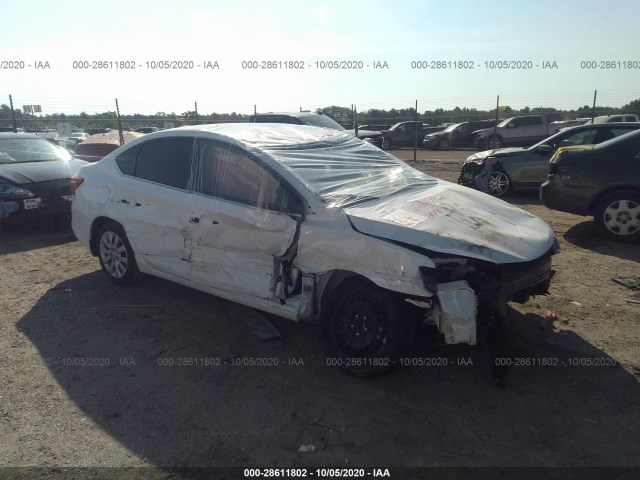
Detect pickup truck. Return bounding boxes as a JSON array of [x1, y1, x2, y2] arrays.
[[473, 115, 550, 150], [379, 121, 445, 149]]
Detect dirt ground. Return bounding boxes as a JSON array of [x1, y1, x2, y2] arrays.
[[1, 148, 639, 477]]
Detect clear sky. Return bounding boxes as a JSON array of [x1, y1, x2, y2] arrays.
[[1, 0, 639, 116]]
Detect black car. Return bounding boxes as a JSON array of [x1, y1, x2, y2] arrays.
[[424, 120, 498, 150], [540, 129, 640, 242], [0, 133, 87, 228], [249, 112, 386, 148]]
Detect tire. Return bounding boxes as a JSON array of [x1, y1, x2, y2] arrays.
[[96, 221, 141, 285], [320, 277, 411, 377], [438, 138, 450, 151], [486, 170, 511, 197], [593, 191, 640, 242], [487, 135, 502, 149], [381, 138, 390, 150]]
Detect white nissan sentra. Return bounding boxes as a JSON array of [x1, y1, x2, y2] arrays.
[[72, 124, 557, 375]]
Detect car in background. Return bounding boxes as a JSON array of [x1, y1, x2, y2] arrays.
[[540, 129, 640, 242], [424, 120, 497, 150], [249, 112, 386, 149], [0, 133, 87, 228], [592, 114, 639, 124], [458, 123, 640, 196], [71, 124, 556, 375], [69, 132, 90, 142], [134, 127, 159, 134]]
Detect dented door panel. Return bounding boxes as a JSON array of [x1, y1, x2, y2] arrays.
[[185, 195, 299, 299]]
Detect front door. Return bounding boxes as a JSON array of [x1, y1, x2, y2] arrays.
[[185, 140, 301, 300]]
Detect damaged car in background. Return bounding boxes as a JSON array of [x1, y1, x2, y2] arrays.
[[0, 133, 87, 229], [71, 124, 557, 376], [458, 123, 640, 196], [541, 129, 640, 242]]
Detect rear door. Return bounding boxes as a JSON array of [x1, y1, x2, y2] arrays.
[[112, 137, 194, 280], [185, 139, 302, 300]]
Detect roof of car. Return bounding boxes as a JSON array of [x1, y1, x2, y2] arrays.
[[251, 112, 319, 118], [0, 132, 44, 140], [146, 123, 354, 148]]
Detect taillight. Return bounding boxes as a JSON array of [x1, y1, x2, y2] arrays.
[[70, 175, 84, 195]]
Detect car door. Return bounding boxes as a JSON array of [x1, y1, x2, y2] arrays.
[[185, 139, 302, 300], [112, 137, 195, 280], [513, 128, 599, 184]]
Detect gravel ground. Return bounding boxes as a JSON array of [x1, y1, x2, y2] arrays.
[[1, 148, 639, 478]]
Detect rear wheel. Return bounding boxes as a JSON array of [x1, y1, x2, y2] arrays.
[[594, 191, 640, 241], [486, 170, 511, 197], [96, 221, 141, 285], [320, 277, 410, 377]]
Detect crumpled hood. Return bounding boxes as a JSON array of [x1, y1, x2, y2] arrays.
[[0, 159, 87, 185], [465, 147, 527, 163], [344, 180, 556, 264]]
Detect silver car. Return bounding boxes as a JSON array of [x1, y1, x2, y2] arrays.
[[458, 123, 640, 196], [72, 124, 557, 375]]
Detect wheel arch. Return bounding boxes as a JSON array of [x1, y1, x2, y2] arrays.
[[90, 216, 122, 256], [587, 186, 640, 215]]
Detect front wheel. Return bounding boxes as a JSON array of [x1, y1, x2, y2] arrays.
[[486, 170, 511, 197], [320, 277, 410, 376], [381, 138, 390, 150], [593, 191, 640, 242], [96, 221, 141, 285]]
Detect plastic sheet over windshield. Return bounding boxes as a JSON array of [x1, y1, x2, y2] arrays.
[[263, 134, 438, 208]]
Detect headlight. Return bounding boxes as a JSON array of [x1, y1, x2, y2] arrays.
[[465, 153, 487, 165], [0, 183, 35, 200]]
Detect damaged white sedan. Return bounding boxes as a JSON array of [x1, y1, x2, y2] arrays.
[[71, 124, 557, 375]]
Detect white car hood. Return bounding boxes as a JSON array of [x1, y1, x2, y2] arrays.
[[343, 180, 556, 264]]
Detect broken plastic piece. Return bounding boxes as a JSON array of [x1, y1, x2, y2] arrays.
[[436, 280, 477, 345]]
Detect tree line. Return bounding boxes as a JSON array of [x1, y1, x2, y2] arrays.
[[1, 98, 639, 131]]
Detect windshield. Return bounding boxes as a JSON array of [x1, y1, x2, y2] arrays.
[[444, 123, 462, 133], [497, 118, 513, 127], [0, 137, 71, 164], [264, 135, 437, 208], [299, 115, 345, 131]]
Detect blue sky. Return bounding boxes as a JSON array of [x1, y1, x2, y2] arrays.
[[1, 0, 639, 115]]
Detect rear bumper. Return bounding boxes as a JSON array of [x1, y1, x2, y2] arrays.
[[540, 176, 590, 216]]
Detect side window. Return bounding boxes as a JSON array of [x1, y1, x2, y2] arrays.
[[609, 116, 622, 123], [610, 127, 635, 138], [195, 141, 292, 211], [509, 118, 521, 127], [556, 129, 597, 148], [115, 144, 140, 175], [134, 138, 194, 189]]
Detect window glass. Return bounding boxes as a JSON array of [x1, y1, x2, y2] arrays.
[[610, 127, 636, 138], [115, 144, 140, 175], [195, 141, 289, 211], [556, 129, 597, 148], [135, 138, 194, 189]]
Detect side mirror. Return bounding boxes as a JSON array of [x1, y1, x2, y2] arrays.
[[537, 145, 553, 153]]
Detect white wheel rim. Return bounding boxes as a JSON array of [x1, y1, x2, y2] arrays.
[[603, 199, 640, 236], [487, 172, 509, 196], [99, 231, 129, 278]]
